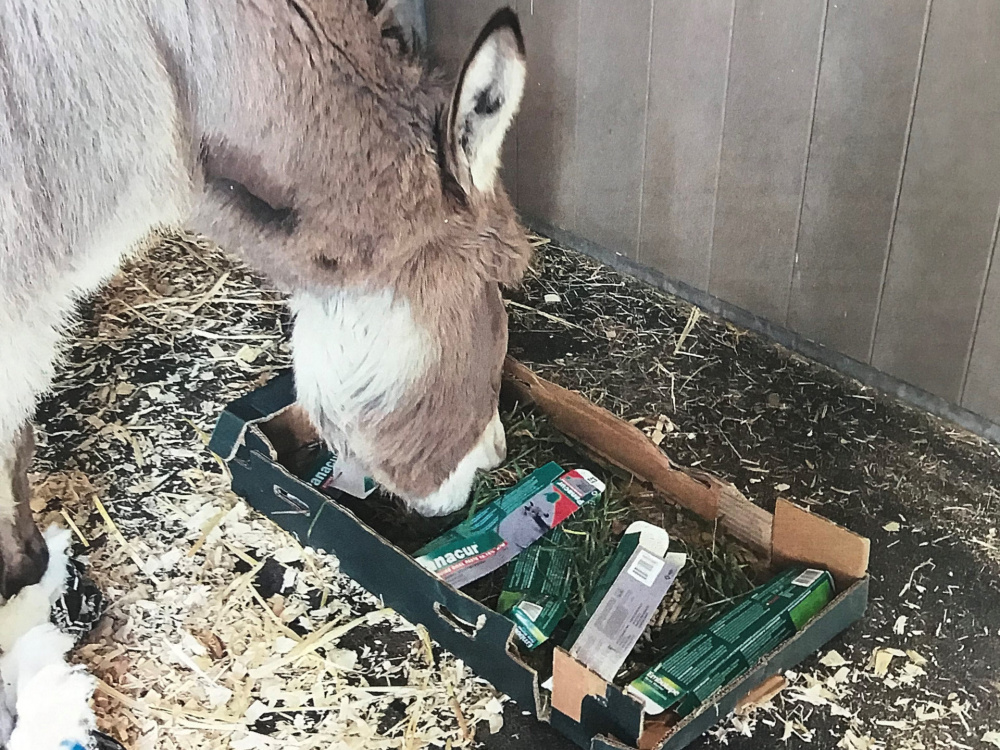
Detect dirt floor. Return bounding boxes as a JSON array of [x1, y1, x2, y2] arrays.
[[33, 233, 1000, 750]]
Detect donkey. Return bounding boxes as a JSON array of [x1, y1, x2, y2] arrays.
[[0, 0, 531, 597]]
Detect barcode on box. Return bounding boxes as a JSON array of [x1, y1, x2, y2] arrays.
[[628, 550, 665, 587], [792, 569, 823, 587]]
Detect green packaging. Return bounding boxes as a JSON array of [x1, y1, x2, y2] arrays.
[[414, 463, 605, 589], [497, 529, 574, 649], [564, 522, 686, 681], [628, 567, 834, 717]]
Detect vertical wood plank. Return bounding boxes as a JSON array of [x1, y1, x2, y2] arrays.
[[787, 1, 927, 363], [708, 0, 826, 322], [424, 0, 487, 70], [963, 245, 1000, 422], [516, 0, 580, 230], [573, 0, 653, 259], [637, 0, 733, 290], [871, 0, 1000, 402]]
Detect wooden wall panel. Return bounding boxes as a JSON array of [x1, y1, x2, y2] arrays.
[[963, 250, 1000, 423], [424, 0, 487, 69], [637, 0, 733, 290], [787, 1, 927, 363], [871, 0, 1000, 402], [708, 0, 827, 323], [572, 0, 653, 260], [516, 0, 581, 231], [424, 0, 1000, 428]]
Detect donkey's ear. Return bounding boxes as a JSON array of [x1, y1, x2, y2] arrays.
[[443, 8, 526, 198]]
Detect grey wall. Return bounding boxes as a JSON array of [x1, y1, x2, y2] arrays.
[[425, 0, 1000, 429]]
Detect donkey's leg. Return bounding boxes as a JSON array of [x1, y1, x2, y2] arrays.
[[0, 424, 47, 599], [0, 305, 64, 599]]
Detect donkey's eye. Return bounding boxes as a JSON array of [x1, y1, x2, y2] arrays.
[[208, 177, 299, 235]]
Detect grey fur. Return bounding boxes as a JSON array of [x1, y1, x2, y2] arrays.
[[0, 0, 531, 595]]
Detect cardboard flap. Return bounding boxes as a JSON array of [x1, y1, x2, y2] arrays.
[[504, 358, 748, 521], [735, 674, 786, 713], [717, 486, 774, 554], [551, 648, 612, 724], [209, 372, 297, 460], [594, 734, 642, 750], [771, 499, 870, 589]]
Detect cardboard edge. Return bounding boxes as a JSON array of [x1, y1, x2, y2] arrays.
[[216, 390, 553, 716], [656, 576, 869, 750], [716, 485, 774, 556], [552, 648, 612, 724], [735, 674, 787, 714], [771, 499, 871, 591], [551, 648, 645, 743], [208, 372, 298, 461], [503, 358, 734, 521]]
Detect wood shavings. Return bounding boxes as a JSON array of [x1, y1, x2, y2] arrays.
[[673, 308, 701, 355], [870, 648, 906, 678], [236, 344, 263, 364], [820, 650, 849, 668], [838, 730, 882, 750], [876, 719, 913, 730], [787, 680, 852, 718], [59, 508, 90, 547], [899, 559, 934, 598], [782, 718, 813, 742], [914, 702, 948, 722], [982, 730, 1000, 748], [93, 496, 160, 585], [32, 234, 504, 749]]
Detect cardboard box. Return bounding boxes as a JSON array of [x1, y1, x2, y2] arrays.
[[209, 359, 870, 750]]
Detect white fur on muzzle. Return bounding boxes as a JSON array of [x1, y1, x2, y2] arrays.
[[408, 409, 507, 517]]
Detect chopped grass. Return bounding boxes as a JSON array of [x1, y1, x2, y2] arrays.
[[469, 398, 763, 677]]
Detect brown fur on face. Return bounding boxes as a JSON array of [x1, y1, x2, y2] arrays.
[[184, 3, 531, 507]]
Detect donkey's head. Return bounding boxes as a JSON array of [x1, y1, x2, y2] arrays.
[[299, 9, 529, 517], [193, 5, 530, 516]]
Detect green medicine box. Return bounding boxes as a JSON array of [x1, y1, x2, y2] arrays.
[[628, 567, 835, 719]]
